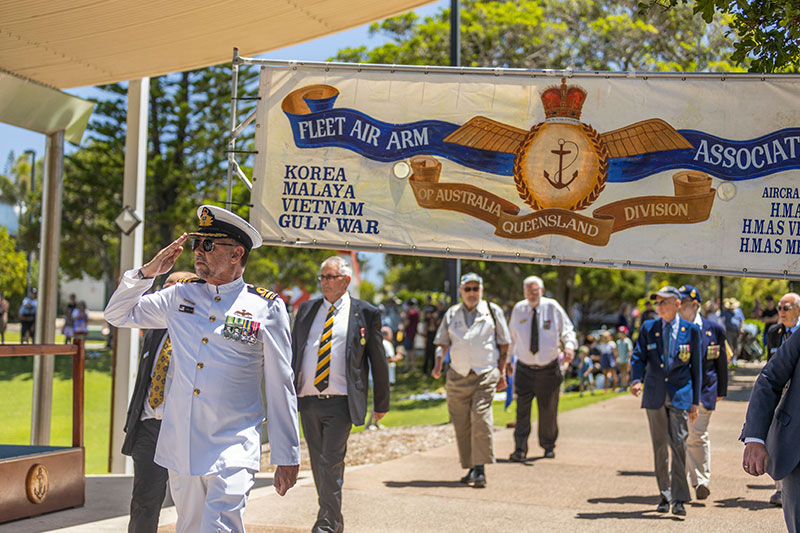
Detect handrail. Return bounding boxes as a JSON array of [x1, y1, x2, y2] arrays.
[[0, 340, 85, 448]]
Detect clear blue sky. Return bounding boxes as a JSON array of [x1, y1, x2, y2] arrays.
[[0, 1, 447, 168]]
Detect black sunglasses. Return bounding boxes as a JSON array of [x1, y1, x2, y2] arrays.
[[462, 286, 480, 292], [778, 304, 796, 312], [192, 238, 237, 253]]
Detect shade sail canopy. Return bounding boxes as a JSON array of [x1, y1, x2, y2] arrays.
[[0, 0, 435, 89]]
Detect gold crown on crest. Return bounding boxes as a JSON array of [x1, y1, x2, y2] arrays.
[[540, 78, 587, 122], [198, 207, 215, 227]]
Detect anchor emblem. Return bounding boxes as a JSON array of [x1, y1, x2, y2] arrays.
[[543, 138, 579, 190]]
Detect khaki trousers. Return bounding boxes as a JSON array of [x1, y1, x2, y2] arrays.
[[446, 366, 499, 468], [687, 404, 712, 488]]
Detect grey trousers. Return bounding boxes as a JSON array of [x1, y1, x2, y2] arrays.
[[300, 395, 352, 533], [513, 361, 562, 455], [783, 463, 800, 533], [129, 418, 169, 533], [446, 367, 499, 468], [645, 397, 690, 503]]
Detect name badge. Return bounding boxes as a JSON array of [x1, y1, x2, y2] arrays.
[[179, 304, 194, 314], [647, 343, 657, 350], [543, 320, 551, 330]]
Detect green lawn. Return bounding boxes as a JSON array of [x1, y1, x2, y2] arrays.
[[0, 335, 112, 474], [0, 342, 623, 472]]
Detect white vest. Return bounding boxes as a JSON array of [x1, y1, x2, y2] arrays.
[[446, 300, 499, 377]]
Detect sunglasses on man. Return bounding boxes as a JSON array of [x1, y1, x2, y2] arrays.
[[192, 238, 238, 253], [778, 304, 796, 312], [462, 286, 481, 293]]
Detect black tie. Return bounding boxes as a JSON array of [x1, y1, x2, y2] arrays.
[[530, 307, 539, 354]]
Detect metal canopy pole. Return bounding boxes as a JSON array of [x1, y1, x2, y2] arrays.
[[226, 47, 241, 207], [445, 0, 461, 306], [109, 78, 149, 474], [29, 130, 65, 445]]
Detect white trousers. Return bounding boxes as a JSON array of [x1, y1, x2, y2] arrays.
[[168, 467, 256, 533], [687, 404, 712, 488]]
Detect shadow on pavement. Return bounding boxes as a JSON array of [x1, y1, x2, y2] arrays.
[[746, 483, 776, 490], [587, 495, 661, 505], [575, 510, 683, 521], [616, 470, 656, 477], [713, 497, 775, 511], [384, 480, 466, 489]]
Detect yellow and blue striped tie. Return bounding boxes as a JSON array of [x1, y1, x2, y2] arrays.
[[314, 305, 335, 392]]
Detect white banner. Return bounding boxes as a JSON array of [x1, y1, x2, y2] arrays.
[[250, 64, 800, 279]]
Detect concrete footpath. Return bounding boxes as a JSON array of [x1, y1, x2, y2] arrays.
[[4, 364, 787, 532]]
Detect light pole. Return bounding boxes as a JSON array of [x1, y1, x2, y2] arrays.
[[23, 149, 36, 292]]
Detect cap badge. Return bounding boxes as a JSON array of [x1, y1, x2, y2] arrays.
[[199, 207, 215, 227]]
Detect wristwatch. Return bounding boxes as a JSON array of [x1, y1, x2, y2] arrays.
[[134, 268, 152, 280]]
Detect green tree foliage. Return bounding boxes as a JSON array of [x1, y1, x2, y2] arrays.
[[0, 227, 28, 315], [60, 66, 331, 297], [345, 0, 750, 318], [335, 0, 740, 71], [640, 0, 800, 72]]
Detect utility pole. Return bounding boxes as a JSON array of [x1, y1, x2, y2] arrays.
[[445, 0, 461, 305]]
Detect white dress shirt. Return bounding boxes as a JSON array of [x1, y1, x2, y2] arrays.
[[509, 297, 577, 366], [298, 292, 350, 397]]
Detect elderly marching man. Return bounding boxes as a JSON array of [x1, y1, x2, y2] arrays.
[[105, 205, 300, 533]]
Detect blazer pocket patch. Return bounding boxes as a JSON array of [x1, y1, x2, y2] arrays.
[[776, 409, 791, 426]]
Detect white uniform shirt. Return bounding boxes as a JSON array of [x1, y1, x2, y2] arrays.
[[509, 297, 577, 366], [140, 333, 170, 421], [434, 300, 510, 377], [105, 269, 301, 476], [297, 293, 350, 397]]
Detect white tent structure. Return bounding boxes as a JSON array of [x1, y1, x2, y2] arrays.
[[1, 0, 437, 473]]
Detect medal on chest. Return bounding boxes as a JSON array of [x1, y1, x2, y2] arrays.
[[223, 315, 260, 346], [678, 344, 691, 362], [706, 344, 720, 360]]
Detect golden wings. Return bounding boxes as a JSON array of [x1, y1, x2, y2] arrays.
[[443, 116, 693, 158]]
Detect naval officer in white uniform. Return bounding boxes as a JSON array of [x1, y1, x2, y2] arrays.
[[105, 205, 300, 533]]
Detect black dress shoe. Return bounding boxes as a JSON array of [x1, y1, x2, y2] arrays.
[[460, 468, 475, 484], [544, 449, 555, 459], [472, 472, 486, 488], [695, 484, 710, 500], [656, 498, 670, 513], [509, 450, 526, 462], [672, 501, 686, 516]]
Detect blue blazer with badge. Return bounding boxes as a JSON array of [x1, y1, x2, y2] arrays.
[[698, 317, 728, 410], [631, 317, 701, 410], [741, 329, 800, 480]]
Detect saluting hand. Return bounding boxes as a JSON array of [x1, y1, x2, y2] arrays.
[[140, 234, 188, 278]]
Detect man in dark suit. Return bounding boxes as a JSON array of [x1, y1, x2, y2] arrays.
[[630, 285, 701, 516], [678, 285, 728, 501], [122, 271, 191, 533], [742, 325, 800, 531], [758, 291, 800, 506], [291, 256, 390, 533]]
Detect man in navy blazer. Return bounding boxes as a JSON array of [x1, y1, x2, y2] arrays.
[[291, 256, 390, 533], [631, 285, 701, 516], [742, 323, 800, 532], [678, 284, 727, 501]]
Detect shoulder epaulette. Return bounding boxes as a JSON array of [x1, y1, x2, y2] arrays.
[[248, 284, 278, 301], [178, 276, 206, 284]]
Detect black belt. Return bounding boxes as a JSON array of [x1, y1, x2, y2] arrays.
[[303, 394, 346, 400], [518, 359, 558, 370]]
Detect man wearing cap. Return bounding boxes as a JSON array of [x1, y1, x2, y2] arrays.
[[291, 255, 389, 533], [432, 273, 510, 488], [761, 292, 800, 506], [105, 205, 300, 533], [678, 284, 728, 501], [630, 285, 701, 516], [507, 275, 577, 462]]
